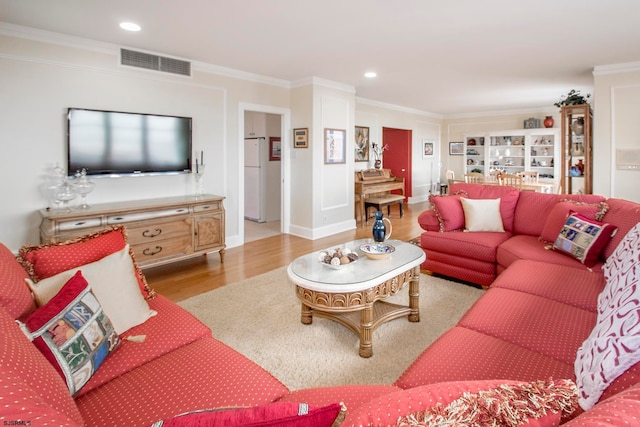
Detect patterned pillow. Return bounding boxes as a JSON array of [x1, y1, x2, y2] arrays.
[[460, 197, 504, 232], [150, 402, 346, 427], [20, 271, 120, 396], [540, 201, 609, 243], [575, 223, 640, 410], [17, 226, 155, 300], [552, 213, 617, 267], [429, 193, 466, 232], [26, 245, 157, 335]]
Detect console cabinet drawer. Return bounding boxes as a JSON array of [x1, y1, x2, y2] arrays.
[[131, 235, 193, 264], [126, 217, 192, 246], [39, 194, 226, 269]]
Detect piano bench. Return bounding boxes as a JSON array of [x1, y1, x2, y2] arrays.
[[364, 194, 405, 223]]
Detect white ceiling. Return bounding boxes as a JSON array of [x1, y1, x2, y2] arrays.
[[2, 0, 639, 116]]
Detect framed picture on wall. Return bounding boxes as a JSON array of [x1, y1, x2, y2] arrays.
[[269, 137, 281, 161], [449, 142, 464, 156], [354, 126, 369, 162], [324, 128, 346, 164], [293, 128, 308, 148], [423, 140, 434, 158]]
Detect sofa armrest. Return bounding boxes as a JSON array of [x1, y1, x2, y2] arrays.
[[418, 209, 440, 231]]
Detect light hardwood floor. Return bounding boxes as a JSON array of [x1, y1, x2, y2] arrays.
[[145, 201, 431, 302]]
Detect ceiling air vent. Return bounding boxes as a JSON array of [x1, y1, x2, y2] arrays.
[[120, 49, 191, 76]]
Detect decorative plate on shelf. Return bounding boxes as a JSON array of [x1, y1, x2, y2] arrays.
[[359, 243, 395, 260], [467, 138, 476, 146]]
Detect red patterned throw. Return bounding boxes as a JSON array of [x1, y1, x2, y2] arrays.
[[395, 379, 577, 427]]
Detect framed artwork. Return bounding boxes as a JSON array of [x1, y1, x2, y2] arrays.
[[293, 128, 308, 148], [324, 128, 346, 164], [269, 137, 281, 161], [449, 142, 464, 156], [423, 140, 434, 158], [354, 126, 369, 162]]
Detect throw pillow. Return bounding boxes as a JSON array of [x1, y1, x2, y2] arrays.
[[540, 201, 609, 243], [575, 223, 640, 410], [150, 402, 346, 427], [552, 213, 617, 267], [21, 271, 120, 396], [394, 379, 577, 427], [26, 245, 157, 335], [460, 197, 504, 232], [429, 193, 466, 232], [17, 226, 155, 300]]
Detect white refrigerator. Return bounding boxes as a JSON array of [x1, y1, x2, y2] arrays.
[[244, 138, 266, 222]]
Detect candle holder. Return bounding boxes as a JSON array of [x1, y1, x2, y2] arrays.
[[193, 164, 205, 197], [72, 168, 94, 209]]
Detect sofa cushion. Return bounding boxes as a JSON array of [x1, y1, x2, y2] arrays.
[[151, 402, 345, 427], [540, 201, 609, 243], [460, 197, 505, 232], [74, 337, 289, 427], [497, 235, 602, 272], [346, 379, 577, 427], [423, 250, 497, 287], [552, 213, 617, 268], [0, 242, 36, 320], [417, 210, 440, 232], [421, 230, 511, 264], [76, 294, 211, 398], [26, 244, 157, 334], [0, 305, 84, 424], [17, 226, 155, 300], [491, 260, 605, 312], [449, 183, 520, 232], [0, 365, 82, 427], [575, 223, 640, 410], [563, 382, 640, 426], [428, 193, 465, 232], [394, 327, 574, 390], [22, 271, 120, 396], [458, 288, 596, 366], [601, 198, 640, 259], [512, 192, 606, 237]]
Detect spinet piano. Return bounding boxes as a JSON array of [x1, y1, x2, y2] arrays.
[[354, 168, 405, 227]]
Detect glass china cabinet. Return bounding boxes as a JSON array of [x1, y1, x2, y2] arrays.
[[560, 105, 592, 194]]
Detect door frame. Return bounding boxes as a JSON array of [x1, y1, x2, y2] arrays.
[[238, 103, 291, 244]]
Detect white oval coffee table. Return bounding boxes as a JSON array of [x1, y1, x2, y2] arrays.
[[287, 239, 425, 358]]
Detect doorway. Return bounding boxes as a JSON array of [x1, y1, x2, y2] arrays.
[[243, 111, 283, 243], [382, 127, 413, 198]]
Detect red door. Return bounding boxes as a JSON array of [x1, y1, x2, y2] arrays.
[[382, 127, 412, 198]]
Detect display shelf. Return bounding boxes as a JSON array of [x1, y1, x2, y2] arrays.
[[465, 136, 485, 174], [560, 105, 592, 194]]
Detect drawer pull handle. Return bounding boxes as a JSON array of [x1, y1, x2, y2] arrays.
[[142, 228, 162, 238], [177, 209, 187, 213], [113, 217, 124, 221], [75, 221, 86, 226], [143, 246, 163, 256]]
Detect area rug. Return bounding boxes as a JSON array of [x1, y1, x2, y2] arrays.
[[178, 267, 484, 391]]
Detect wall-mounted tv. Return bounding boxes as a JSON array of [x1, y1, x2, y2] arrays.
[[67, 108, 192, 177]]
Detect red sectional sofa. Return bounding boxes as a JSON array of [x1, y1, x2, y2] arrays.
[[2, 189, 640, 426]]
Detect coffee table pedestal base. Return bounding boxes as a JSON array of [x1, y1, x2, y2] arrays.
[[295, 266, 420, 358]]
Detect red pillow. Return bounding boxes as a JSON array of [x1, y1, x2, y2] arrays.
[[553, 213, 617, 267], [155, 402, 345, 427], [17, 226, 155, 300], [429, 193, 465, 232], [540, 201, 609, 243]]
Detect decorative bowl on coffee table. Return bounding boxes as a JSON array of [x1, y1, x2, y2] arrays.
[[360, 243, 395, 260]]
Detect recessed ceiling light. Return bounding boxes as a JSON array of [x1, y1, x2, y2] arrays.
[[120, 22, 141, 32], [364, 71, 377, 78]]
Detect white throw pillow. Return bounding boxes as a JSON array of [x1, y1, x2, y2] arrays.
[[460, 198, 504, 232], [574, 223, 640, 410], [26, 244, 157, 334]]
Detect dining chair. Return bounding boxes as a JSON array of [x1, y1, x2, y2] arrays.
[[487, 169, 502, 184], [500, 173, 523, 189], [440, 169, 456, 194], [517, 171, 539, 184], [464, 172, 484, 184]]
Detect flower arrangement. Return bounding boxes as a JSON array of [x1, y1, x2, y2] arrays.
[[554, 89, 591, 109], [371, 142, 389, 161]]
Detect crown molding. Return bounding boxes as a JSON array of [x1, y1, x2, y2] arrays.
[[291, 76, 356, 94], [593, 61, 640, 76], [355, 96, 442, 119]]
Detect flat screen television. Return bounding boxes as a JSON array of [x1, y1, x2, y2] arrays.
[[67, 108, 192, 177]]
